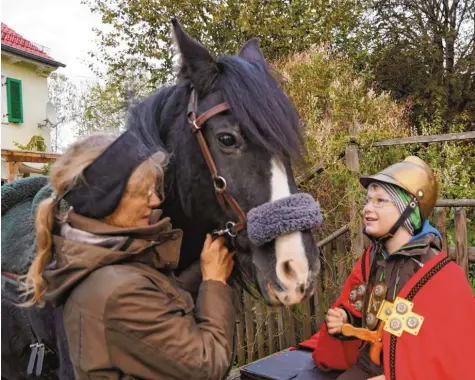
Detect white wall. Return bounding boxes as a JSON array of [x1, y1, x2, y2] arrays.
[[1, 57, 52, 151]]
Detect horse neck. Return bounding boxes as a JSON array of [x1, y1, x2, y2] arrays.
[[159, 183, 206, 272]]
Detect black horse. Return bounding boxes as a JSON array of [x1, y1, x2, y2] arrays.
[[1, 20, 320, 379]]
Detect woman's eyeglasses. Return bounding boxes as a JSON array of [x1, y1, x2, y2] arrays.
[[147, 188, 165, 203], [364, 196, 396, 208]]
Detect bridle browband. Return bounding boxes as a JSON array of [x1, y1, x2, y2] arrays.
[[187, 88, 247, 237]]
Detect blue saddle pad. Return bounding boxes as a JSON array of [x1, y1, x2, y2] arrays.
[[240, 350, 342, 380]]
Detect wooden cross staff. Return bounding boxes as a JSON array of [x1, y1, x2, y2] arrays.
[[341, 322, 385, 365], [341, 297, 424, 365]]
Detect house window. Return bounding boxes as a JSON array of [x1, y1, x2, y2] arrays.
[[6, 78, 23, 123]]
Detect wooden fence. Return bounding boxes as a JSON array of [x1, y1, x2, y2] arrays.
[[232, 131, 475, 366]]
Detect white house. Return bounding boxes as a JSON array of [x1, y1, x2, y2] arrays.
[[1, 23, 65, 183]]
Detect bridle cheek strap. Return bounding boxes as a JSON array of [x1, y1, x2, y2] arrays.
[[187, 89, 247, 236]]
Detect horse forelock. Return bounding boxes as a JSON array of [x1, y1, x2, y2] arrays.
[[218, 56, 304, 161]]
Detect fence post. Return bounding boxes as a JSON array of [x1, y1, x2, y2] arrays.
[[455, 207, 468, 277], [346, 122, 364, 262], [434, 207, 448, 255]]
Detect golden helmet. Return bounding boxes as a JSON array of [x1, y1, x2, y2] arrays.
[[360, 156, 438, 219]]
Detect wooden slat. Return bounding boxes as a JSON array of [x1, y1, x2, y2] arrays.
[[322, 244, 335, 307], [276, 307, 286, 351], [317, 225, 349, 247], [448, 247, 475, 262], [455, 207, 469, 277], [243, 292, 255, 363], [372, 131, 475, 146], [335, 236, 348, 291], [434, 207, 448, 256], [313, 261, 326, 330], [234, 287, 246, 366], [285, 307, 297, 347], [255, 302, 266, 359], [301, 299, 312, 340], [267, 307, 276, 355], [1, 149, 61, 163], [297, 163, 324, 186], [436, 199, 475, 207]]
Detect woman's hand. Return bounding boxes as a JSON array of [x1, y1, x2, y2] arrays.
[[325, 307, 348, 335], [368, 376, 385, 380], [201, 234, 234, 285]]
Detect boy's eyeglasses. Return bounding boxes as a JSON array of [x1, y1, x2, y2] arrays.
[[364, 196, 396, 208]]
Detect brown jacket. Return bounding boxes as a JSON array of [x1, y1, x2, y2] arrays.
[[44, 210, 236, 380]]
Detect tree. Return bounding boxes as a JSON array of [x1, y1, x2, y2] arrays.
[[82, 0, 368, 88], [368, 0, 475, 132], [75, 80, 128, 137], [48, 73, 82, 151]]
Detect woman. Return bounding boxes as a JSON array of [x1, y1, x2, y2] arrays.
[[312, 156, 475, 380], [23, 130, 236, 380]]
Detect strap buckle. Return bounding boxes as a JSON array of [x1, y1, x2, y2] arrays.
[[213, 221, 238, 238]]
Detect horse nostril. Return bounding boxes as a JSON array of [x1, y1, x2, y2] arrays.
[[281, 260, 296, 280], [299, 284, 305, 294]]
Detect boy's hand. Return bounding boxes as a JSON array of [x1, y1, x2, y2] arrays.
[[326, 307, 348, 335]]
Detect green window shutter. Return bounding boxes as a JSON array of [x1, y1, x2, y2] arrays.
[[6, 78, 23, 123]]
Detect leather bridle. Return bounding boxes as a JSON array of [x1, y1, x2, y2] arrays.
[[187, 88, 247, 237]]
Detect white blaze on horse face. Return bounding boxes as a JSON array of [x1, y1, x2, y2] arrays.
[[270, 158, 309, 306]]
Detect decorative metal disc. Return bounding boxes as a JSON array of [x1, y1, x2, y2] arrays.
[[374, 284, 385, 297], [349, 289, 357, 301], [354, 300, 363, 311], [389, 318, 402, 331], [357, 284, 366, 296], [366, 313, 376, 326], [396, 302, 408, 314], [384, 307, 392, 316], [406, 317, 419, 329]]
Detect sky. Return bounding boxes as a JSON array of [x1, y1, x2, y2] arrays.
[[2, 0, 105, 149], [2, 0, 101, 82]]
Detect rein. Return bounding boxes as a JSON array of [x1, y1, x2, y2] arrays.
[[2, 271, 19, 281], [187, 88, 247, 237]]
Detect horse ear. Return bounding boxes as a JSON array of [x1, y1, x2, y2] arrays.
[[171, 18, 217, 88], [239, 38, 266, 65]]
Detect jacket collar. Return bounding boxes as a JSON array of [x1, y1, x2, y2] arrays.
[[44, 210, 183, 307], [67, 209, 172, 240]]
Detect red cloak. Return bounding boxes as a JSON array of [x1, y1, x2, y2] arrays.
[[300, 250, 475, 379]]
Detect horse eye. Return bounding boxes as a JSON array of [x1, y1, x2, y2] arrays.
[[217, 133, 237, 147]]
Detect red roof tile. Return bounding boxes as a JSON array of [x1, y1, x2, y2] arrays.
[[1, 23, 63, 66]]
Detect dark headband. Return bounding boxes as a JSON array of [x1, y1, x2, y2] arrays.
[[64, 130, 156, 219]]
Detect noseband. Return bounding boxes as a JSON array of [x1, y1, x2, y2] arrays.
[[187, 88, 247, 237]]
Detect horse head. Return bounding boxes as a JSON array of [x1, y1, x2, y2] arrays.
[[129, 19, 321, 306]]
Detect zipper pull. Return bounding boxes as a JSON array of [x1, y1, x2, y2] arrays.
[[35, 343, 45, 376], [27, 343, 39, 376]]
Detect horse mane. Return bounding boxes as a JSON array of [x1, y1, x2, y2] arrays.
[[127, 57, 304, 162]]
